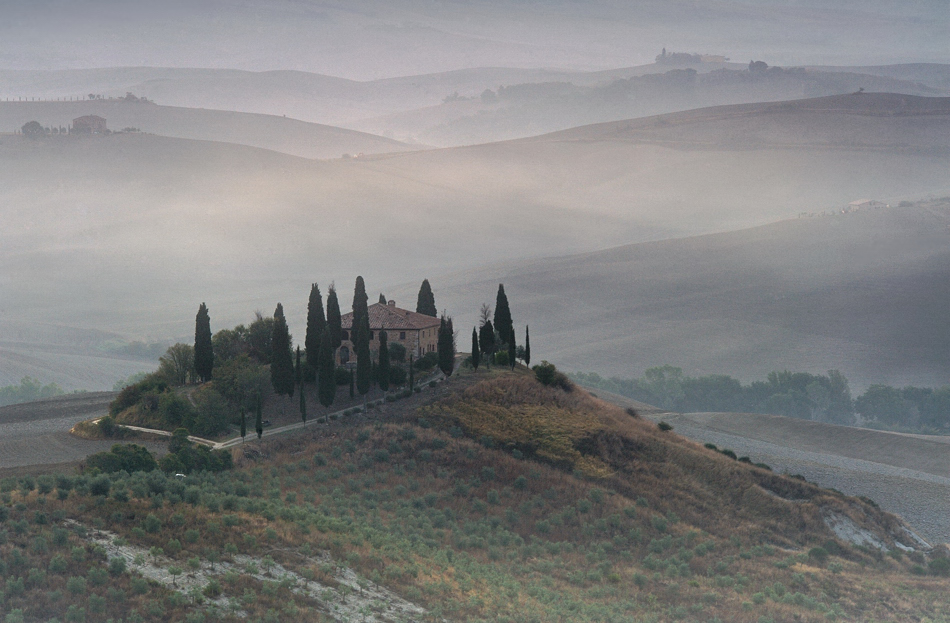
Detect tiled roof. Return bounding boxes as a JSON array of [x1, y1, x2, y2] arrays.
[[341, 303, 441, 331]]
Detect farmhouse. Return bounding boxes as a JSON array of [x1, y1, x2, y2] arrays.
[[846, 198, 886, 212], [338, 301, 440, 365], [72, 115, 107, 134]]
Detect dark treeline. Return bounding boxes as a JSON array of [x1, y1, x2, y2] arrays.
[[571, 366, 950, 433]]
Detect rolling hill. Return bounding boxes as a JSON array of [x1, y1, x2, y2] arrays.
[[0, 100, 416, 159], [1, 93, 948, 389], [407, 199, 950, 390]]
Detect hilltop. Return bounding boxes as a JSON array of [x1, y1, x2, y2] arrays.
[[0, 100, 417, 159], [0, 369, 947, 622]]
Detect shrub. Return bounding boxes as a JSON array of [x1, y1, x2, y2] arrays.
[[86, 444, 157, 474], [66, 576, 87, 595], [109, 556, 127, 576], [144, 514, 161, 533], [808, 547, 829, 563], [414, 352, 439, 371], [88, 475, 111, 497], [532, 361, 573, 391], [657, 421, 673, 431], [334, 367, 351, 385], [929, 557, 950, 576]]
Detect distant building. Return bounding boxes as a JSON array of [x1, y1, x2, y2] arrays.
[[71, 115, 107, 134], [338, 301, 441, 365]]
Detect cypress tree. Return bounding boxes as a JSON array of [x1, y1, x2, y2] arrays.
[[508, 327, 517, 370], [317, 326, 335, 410], [326, 285, 342, 349], [524, 325, 531, 366], [295, 346, 302, 387], [255, 392, 263, 441], [437, 315, 455, 376], [270, 303, 295, 397], [304, 283, 326, 376], [300, 382, 307, 426], [471, 327, 480, 372], [352, 276, 369, 331], [408, 354, 414, 390], [355, 314, 372, 398], [379, 293, 387, 304], [416, 279, 437, 317], [349, 369, 355, 398], [479, 321, 495, 368], [194, 303, 213, 382], [493, 284, 513, 349], [378, 330, 391, 392], [240, 408, 246, 443]]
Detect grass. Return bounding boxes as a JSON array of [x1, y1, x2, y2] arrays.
[[1, 370, 949, 622]]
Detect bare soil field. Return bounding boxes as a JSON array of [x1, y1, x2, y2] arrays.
[[0, 392, 165, 473]]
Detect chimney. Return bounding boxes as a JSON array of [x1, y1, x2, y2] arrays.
[[388, 300, 396, 306]]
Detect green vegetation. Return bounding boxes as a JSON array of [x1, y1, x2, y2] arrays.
[[416, 278, 437, 317], [304, 282, 326, 380], [0, 377, 65, 407], [269, 304, 294, 398], [573, 367, 950, 432], [437, 315, 455, 377], [194, 303, 214, 383]]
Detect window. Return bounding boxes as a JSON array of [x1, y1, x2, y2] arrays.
[[400, 332, 406, 340], [339, 346, 350, 364]]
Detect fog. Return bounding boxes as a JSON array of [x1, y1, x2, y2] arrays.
[[2, 0, 948, 77], [1, 2, 949, 391]]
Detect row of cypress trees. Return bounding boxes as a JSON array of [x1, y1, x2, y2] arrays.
[[470, 284, 529, 372]]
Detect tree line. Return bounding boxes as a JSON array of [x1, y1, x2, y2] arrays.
[[572, 366, 950, 432]]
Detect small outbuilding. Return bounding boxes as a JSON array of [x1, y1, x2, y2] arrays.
[[72, 115, 107, 134]]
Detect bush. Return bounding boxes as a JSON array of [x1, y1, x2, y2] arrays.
[[86, 444, 157, 474], [533, 361, 573, 391], [657, 421, 673, 431], [414, 352, 439, 371], [88, 475, 111, 497], [808, 547, 829, 563], [929, 557, 950, 576], [109, 556, 127, 576], [335, 367, 351, 386]]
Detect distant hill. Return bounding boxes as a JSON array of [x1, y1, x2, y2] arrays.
[[0, 100, 416, 159], [411, 200, 950, 390], [353, 68, 949, 146], [1, 94, 948, 388]]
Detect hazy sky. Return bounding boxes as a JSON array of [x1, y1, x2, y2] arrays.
[[2, 0, 947, 79]]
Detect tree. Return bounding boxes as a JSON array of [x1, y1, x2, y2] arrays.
[[159, 343, 194, 386], [416, 279, 437, 317], [295, 346, 302, 388], [438, 315, 455, 376], [21, 121, 45, 138], [408, 355, 414, 390], [378, 330, 391, 392], [494, 284, 513, 348], [194, 303, 214, 382], [246, 312, 275, 364], [240, 408, 246, 443], [270, 303, 295, 397], [524, 325, 531, 366], [378, 293, 387, 304], [471, 327, 480, 372], [352, 276, 369, 330], [479, 321, 495, 368], [508, 327, 517, 370], [355, 315, 372, 399], [317, 327, 336, 410], [296, 347, 307, 425], [304, 284, 325, 376], [255, 392, 263, 441], [326, 286, 342, 349], [349, 368, 355, 398]]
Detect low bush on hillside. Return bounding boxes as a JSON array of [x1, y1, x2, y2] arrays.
[[86, 444, 157, 474], [533, 361, 573, 391]]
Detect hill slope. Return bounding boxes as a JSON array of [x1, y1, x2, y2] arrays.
[[0, 100, 416, 159], [409, 200, 950, 389], [1, 371, 947, 622]]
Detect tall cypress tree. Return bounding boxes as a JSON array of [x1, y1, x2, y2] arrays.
[[295, 346, 302, 387], [304, 283, 326, 376], [408, 354, 414, 390], [349, 369, 355, 398], [352, 276, 369, 330], [378, 330, 391, 392], [378, 293, 387, 304], [437, 315, 455, 376], [524, 325, 531, 366], [355, 314, 372, 399], [479, 320, 495, 368], [416, 279, 437, 317], [240, 408, 246, 443], [255, 392, 263, 441], [471, 327, 480, 372], [194, 303, 213, 382], [270, 303, 295, 397], [326, 285, 342, 349], [317, 326, 335, 410], [508, 327, 517, 370], [494, 284, 513, 349]]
